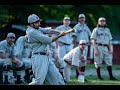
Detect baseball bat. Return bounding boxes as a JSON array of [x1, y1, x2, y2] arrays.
[[64, 29, 75, 34]]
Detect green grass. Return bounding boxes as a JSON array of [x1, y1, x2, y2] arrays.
[[68, 64, 120, 85], [81, 63, 120, 70], [66, 75, 120, 85]]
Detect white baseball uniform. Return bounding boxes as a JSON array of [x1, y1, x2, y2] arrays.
[[15, 35, 32, 69], [55, 25, 73, 68], [0, 40, 23, 68], [26, 26, 65, 85], [63, 46, 87, 82], [73, 23, 92, 58], [90, 27, 113, 68]]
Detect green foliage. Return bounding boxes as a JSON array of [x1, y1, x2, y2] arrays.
[[0, 5, 120, 35]]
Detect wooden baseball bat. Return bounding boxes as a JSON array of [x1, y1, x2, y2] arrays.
[[65, 29, 75, 34]]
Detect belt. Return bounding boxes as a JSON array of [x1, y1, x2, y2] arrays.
[[33, 52, 47, 55], [62, 43, 70, 46], [96, 43, 108, 47], [64, 59, 71, 64]]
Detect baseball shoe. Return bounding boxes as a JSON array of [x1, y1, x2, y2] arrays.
[[29, 78, 36, 85], [85, 79, 88, 82], [110, 77, 118, 80], [64, 80, 68, 84]]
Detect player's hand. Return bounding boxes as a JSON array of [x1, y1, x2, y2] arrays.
[[11, 58, 19, 65], [109, 50, 113, 54], [94, 49, 98, 56], [56, 41, 63, 46], [60, 31, 66, 36]]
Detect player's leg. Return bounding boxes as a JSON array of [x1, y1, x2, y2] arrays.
[[75, 46, 88, 78], [29, 55, 49, 85], [1, 59, 14, 84], [104, 51, 118, 80], [21, 58, 32, 83], [46, 60, 65, 85], [94, 47, 103, 80], [63, 62, 71, 83], [12, 58, 26, 84]]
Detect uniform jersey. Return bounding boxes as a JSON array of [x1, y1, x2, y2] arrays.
[[63, 46, 87, 67], [0, 40, 15, 58], [56, 25, 72, 44], [26, 26, 52, 54], [73, 23, 91, 43], [15, 35, 31, 58], [90, 27, 112, 44]]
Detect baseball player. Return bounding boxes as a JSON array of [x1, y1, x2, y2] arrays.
[[63, 40, 87, 83], [90, 17, 118, 80], [14, 35, 32, 83], [0, 32, 23, 84], [55, 16, 73, 77], [73, 14, 92, 78], [26, 14, 73, 85]]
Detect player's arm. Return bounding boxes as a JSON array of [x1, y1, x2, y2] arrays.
[[0, 52, 9, 59], [50, 29, 63, 34], [91, 39, 98, 56], [52, 31, 66, 42], [108, 40, 113, 54], [0, 44, 9, 59]]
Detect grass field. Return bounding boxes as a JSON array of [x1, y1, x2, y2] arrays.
[[66, 64, 120, 85], [0, 64, 120, 85]]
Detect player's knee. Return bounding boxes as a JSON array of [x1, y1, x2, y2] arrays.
[[3, 65, 12, 71]]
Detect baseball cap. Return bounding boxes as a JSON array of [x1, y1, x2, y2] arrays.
[[78, 14, 85, 18], [28, 14, 42, 23], [79, 40, 86, 45], [98, 17, 106, 22], [63, 17, 70, 20], [7, 32, 16, 38]]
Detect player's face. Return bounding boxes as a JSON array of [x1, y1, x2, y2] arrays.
[[79, 43, 86, 50], [98, 20, 106, 26], [63, 19, 71, 26], [78, 17, 85, 24], [7, 37, 16, 44], [32, 20, 41, 29]]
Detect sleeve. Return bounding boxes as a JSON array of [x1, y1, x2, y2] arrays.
[[0, 43, 6, 53], [39, 27, 52, 34], [55, 26, 61, 30], [11, 45, 16, 58], [30, 30, 53, 44], [73, 25, 78, 33], [87, 26, 92, 37], [72, 50, 80, 67], [14, 37, 24, 56], [90, 28, 97, 40], [107, 28, 112, 40]]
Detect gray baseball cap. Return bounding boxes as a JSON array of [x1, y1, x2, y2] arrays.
[[63, 17, 70, 20], [79, 40, 86, 45], [28, 14, 42, 23], [78, 14, 85, 18], [7, 32, 16, 38]]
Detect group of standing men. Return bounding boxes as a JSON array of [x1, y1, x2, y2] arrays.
[[0, 13, 118, 85]]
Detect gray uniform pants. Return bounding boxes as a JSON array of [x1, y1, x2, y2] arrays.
[[29, 54, 65, 85]]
